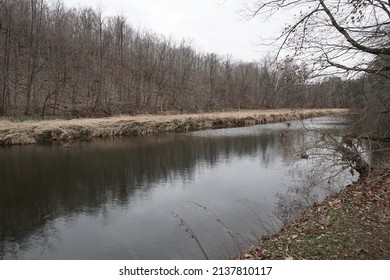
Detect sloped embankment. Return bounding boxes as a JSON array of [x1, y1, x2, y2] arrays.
[[238, 162, 390, 260], [0, 109, 348, 146]]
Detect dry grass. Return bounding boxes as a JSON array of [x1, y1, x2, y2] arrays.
[[0, 109, 348, 145]]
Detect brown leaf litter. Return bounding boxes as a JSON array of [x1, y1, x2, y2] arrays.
[[237, 162, 390, 260]]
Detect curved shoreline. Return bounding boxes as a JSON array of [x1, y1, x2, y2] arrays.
[[0, 109, 348, 146], [237, 162, 390, 260]]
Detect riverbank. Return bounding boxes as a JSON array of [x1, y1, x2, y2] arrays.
[[0, 108, 347, 146], [238, 161, 390, 260]]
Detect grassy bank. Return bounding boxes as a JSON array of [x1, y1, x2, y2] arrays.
[[0, 109, 348, 146], [238, 162, 390, 260]]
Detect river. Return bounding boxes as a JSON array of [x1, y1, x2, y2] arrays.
[[0, 113, 387, 259]]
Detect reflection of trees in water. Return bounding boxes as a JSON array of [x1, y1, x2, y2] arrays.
[[0, 130, 286, 258], [274, 113, 389, 225], [2, 115, 378, 259], [349, 112, 390, 165], [275, 166, 350, 225]]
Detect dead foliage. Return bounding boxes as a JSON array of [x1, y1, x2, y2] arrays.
[[238, 162, 390, 260], [0, 109, 348, 146]]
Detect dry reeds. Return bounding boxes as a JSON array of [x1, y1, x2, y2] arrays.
[[0, 109, 348, 146]]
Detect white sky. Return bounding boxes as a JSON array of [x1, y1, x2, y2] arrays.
[[60, 0, 287, 62]]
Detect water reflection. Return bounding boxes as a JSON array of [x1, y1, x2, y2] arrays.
[[0, 114, 384, 259]]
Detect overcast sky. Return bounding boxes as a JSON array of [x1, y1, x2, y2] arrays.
[[61, 0, 287, 62]]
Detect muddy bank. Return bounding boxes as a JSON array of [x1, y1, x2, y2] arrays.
[[238, 161, 390, 260], [0, 109, 348, 146]]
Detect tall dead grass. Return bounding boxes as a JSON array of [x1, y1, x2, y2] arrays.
[[0, 109, 348, 145]]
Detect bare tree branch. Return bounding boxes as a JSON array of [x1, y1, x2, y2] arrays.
[[250, 0, 390, 78], [319, 0, 390, 56]]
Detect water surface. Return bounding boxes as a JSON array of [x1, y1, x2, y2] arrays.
[[0, 114, 386, 259]]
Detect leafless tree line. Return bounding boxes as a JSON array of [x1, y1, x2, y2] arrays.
[[0, 0, 385, 117], [248, 0, 390, 110]]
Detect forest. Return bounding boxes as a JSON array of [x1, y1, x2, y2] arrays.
[[0, 0, 388, 117]]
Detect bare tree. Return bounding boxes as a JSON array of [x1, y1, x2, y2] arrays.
[[0, 0, 11, 116], [24, 0, 44, 115], [1, 0, 366, 117], [248, 0, 390, 78], [248, 1, 390, 184]]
